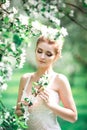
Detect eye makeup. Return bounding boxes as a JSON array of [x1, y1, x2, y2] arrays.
[[37, 48, 43, 53], [46, 51, 53, 57], [36, 48, 54, 57]]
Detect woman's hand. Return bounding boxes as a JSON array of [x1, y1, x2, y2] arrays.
[[16, 101, 29, 114], [16, 101, 28, 116], [18, 101, 29, 107], [39, 89, 57, 108]]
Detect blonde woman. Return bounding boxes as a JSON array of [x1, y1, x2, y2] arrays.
[[16, 36, 77, 130]]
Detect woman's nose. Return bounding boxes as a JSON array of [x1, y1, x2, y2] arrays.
[[41, 53, 45, 59]]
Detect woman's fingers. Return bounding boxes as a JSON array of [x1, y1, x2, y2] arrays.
[[39, 93, 48, 102], [39, 89, 50, 103], [18, 101, 29, 106]]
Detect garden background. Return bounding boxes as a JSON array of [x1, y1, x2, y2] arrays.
[[0, 0, 87, 130]]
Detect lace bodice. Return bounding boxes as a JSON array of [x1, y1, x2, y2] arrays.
[[21, 73, 61, 130]]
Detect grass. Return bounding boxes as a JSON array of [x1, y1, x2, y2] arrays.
[[1, 63, 87, 130]]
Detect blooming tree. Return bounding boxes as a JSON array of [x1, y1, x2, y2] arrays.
[[0, 0, 87, 129], [0, 0, 70, 93]]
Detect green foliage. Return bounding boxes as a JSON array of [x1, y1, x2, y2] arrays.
[[1, 63, 87, 130], [0, 100, 28, 130], [13, 34, 23, 46], [0, 0, 87, 129], [0, 0, 6, 4]]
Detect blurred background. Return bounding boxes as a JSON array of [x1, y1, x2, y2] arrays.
[[0, 0, 87, 130]]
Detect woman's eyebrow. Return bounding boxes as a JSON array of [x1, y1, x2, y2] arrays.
[[46, 51, 53, 54], [37, 47, 43, 50]]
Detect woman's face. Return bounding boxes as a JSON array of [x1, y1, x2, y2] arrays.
[[35, 42, 57, 68]]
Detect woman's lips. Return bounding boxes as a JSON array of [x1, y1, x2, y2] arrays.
[[39, 60, 46, 63]]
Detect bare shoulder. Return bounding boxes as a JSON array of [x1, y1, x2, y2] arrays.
[[57, 73, 69, 82], [55, 73, 70, 90], [19, 72, 34, 89], [21, 72, 34, 80], [55, 73, 69, 82]]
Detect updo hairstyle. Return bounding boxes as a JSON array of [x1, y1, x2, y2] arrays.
[[36, 36, 64, 57]]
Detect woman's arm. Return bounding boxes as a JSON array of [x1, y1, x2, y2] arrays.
[[15, 75, 27, 116], [56, 75, 77, 123], [39, 74, 78, 123]]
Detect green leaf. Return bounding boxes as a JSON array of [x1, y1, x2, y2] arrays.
[[41, 7, 46, 12], [33, 82, 38, 86], [19, 121, 28, 129], [83, 0, 87, 7], [4, 16, 9, 24], [32, 86, 37, 94], [3, 31, 10, 38], [0, 0, 6, 4], [41, 0, 46, 1], [24, 97, 29, 102], [13, 34, 23, 46]]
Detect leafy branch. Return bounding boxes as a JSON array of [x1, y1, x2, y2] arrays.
[[24, 74, 49, 106]]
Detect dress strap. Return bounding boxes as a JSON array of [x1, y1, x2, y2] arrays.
[[48, 73, 57, 88], [24, 74, 32, 91]]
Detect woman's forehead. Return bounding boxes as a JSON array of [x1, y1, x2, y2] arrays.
[[37, 42, 55, 52]]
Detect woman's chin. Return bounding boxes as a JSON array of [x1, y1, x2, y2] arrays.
[[37, 63, 48, 68]]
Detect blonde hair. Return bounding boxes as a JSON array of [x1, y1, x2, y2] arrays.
[[36, 36, 63, 56]]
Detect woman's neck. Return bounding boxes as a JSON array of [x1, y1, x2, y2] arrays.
[[36, 66, 54, 77]]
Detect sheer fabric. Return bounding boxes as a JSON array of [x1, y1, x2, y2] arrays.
[[21, 74, 61, 130]]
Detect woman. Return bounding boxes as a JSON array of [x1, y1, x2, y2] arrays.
[[16, 36, 77, 130]]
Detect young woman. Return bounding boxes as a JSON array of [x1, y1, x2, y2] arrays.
[[16, 36, 77, 130]]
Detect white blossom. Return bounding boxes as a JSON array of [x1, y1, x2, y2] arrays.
[[13, 7, 18, 14], [8, 13, 14, 22], [84, 0, 87, 4], [0, 62, 4, 68], [31, 11, 39, 18], [29, 0, 37, 5], [40, 25, 48, 37], [32, 20, 68, 41], [1, 83, 8, 91], [24, 106, 30, 120], [69, 10, 74, 17], [0, 116, 3, 125], [19, 14, 28, 25], [2, 55, 16, 69], [0, 62, 5, 71], [60, 27, 68, 37], [7, 69, 12, 80], [8, 7, 18, 22], [45, 13, 60, 26], [0, 76, 3, 82], [62, 3, 66, 8], [11, 43, 16, 52], [50, 16, 60, 26], [19, 49, 26, 68], [2, 0, 10, 9], [47, 27, 58, 39], [32, 21, 41, 30], [5, 112, 10, 119]]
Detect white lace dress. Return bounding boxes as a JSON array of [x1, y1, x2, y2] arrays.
[[21, 74, 61, 130]]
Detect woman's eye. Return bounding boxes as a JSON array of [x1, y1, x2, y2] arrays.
[[46, 52, 53, 57], [37, 49, 42, 53]]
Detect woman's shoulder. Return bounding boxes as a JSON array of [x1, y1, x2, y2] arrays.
[[55, 72, 69, 86], [21, 72, 35, 80], [19, 72, 35, 90], [55, 72, 68, 80]]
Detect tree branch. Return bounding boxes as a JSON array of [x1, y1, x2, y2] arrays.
[[56, 1, 87, 30], [56, 0, 60, 11], [74, 54, 87, 66], [65, 2, 87, 14], [0, 6, 13, 14], [66, 14, 87, 30]]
